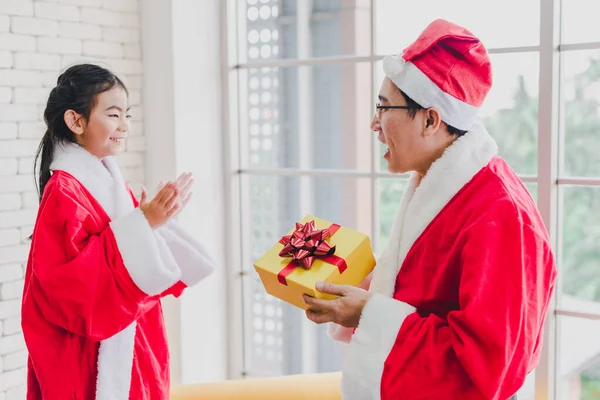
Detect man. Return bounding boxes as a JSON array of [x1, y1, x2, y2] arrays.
[[303, 19, 557, 400]]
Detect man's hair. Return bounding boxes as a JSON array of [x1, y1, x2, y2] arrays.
[[399, 90, 468, 137]]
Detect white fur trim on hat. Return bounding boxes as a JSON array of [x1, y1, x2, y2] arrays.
[[383, 54, 480, 131]]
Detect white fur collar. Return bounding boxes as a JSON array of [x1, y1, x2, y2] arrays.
[[50, 142, 133, 220], [50, 142, 137, 400], [370, 120, 498, 296]]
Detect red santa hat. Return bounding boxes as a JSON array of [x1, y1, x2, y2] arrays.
[[383, 19, 492, 131]]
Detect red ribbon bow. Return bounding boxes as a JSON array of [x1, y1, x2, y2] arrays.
[[278, 220, 336, 269], [277, 220, 347, 285]]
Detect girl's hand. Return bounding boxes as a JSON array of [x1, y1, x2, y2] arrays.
[[156, 173, 194, 218], [139, 183, 180, 229]]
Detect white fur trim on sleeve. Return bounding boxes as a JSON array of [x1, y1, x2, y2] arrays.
[[341, 293, 415, 400], [153, 229, 181, 280], [110, 208, 182, 295], [156, 221, 215, 287]]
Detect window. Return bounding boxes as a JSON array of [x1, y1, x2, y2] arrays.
[[225, 0, 600, 398]]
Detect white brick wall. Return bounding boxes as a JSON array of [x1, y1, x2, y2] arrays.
[[83, 40, 123, 58], [0, 160, 17, 176], [37, 36, 82, 55], [34, 3, 80, 22], [11, 17, 57, 37], [0, 1, 145, 397], [0, 34, 36, 52], [0, 88, 11, 103], [0, 196, 20, 211], [14, 53, 61, 71], [0, 17, 9, 33], [0, 53, 12, 69], [2, 317, 21, 336], [0, 2, 34, 18], [0, 71, 42, 87], [58, 22, 101, 40]]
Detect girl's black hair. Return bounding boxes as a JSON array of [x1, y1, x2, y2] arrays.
[[34, 63, 128, 203]]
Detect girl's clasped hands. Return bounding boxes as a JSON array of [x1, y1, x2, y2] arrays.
[[139, 173, 194, 229]]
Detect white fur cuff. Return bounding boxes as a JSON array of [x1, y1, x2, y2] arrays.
[[156, 221, 215, 287], [110, 208, 182, 296], [341, 294, 415, 399]]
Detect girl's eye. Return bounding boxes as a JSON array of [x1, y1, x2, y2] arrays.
[[109, 114, 119, 118], [126, 115, 132, 119]]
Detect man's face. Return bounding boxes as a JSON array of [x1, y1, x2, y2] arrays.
[[371, 78, 427, 174]]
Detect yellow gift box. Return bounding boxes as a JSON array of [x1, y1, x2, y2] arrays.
[[253, 215, 376, 310]]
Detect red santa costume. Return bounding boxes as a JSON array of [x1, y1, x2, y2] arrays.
[[329, 20, 557, 400], [22, 142, 215, 400]]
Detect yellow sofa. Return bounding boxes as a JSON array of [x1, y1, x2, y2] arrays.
[[170, 372, 342, 400]]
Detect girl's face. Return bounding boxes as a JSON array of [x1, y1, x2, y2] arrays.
[[69, 86, 131, 159]]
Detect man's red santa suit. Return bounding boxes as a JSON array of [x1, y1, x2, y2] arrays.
[[22, 143, 215, 400], [329, 20, 557, 400]]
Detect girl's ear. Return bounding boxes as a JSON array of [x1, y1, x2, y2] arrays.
[[64, 109, 85, 135]]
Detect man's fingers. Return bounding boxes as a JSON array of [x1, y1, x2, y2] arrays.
[[303, 294, 336, 311], [305, 309, 335, 324], [315, 281, 348, 296]]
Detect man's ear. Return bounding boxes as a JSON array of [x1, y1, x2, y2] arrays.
[[423, 107, 443, 136], [64, 109, 85, 135]]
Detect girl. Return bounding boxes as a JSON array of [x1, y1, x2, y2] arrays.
[[22, 64, 215, 400]]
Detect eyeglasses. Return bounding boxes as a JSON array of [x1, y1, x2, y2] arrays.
[[375, 102, 415, 117]]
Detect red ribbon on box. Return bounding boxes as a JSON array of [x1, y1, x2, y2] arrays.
[[277, 220, 348, 285]]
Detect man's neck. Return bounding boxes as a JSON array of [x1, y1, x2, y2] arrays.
[[415, 136, 458, 186]]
